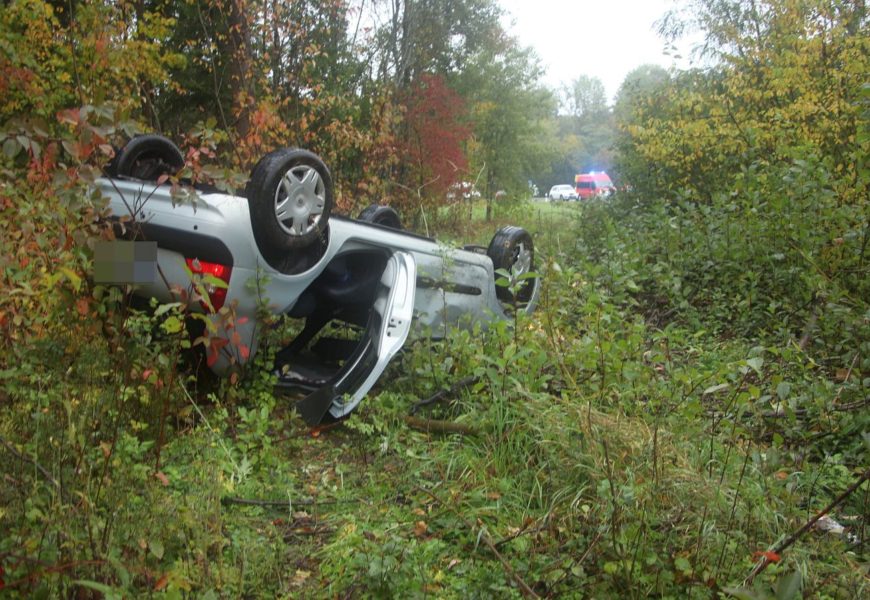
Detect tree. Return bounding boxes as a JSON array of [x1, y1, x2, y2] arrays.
[[563, 74, 608, 120], [457, 34, 556, 217], [613, 64, 670, 121], [394, 73, 470, 210], [616, 0, 869, 202], [371, 0, 503, 86], [548, 75, 616, 182]]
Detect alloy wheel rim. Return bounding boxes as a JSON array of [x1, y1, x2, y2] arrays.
[[273, 164, 326, 236]]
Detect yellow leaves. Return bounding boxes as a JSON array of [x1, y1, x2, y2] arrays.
[[291, 569, 312, 587]]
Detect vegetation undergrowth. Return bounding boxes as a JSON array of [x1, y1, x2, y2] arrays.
[[1, 0, 867, 598], [3, 196, 865, 598]]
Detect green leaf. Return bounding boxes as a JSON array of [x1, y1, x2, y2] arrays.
[[775, 382, 791, 400], [2, 137, 20, 159], [703, 383, 730, 395], [202, 273, 228, 289], [154, 302, 183, 317], [775, 570, 801, 600], [674, 556, 691, 574], [746, 357, 764, 375], [59, 267, 82, 292], [149, 538, 164, 559], [162, 315, 183, 334]]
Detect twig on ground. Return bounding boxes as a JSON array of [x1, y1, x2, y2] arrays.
[[744, 467, 870, 584], [494, 520, 547, 549], [409, 375, 480, 414], [281, 527, 336, 538], [221, 496, 359, 508], [403, 415, 479, 436]]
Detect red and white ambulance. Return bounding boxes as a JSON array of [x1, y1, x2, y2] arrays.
[[574, 172, 615, 199]]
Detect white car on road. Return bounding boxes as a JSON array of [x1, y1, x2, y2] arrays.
[[547, 184, 578, 201]]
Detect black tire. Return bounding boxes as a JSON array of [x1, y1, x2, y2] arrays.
[[246, 148, 333, 252], [112, 135, 184, 180], [487, 226, 535, 304], [357, 204, 402, 229]]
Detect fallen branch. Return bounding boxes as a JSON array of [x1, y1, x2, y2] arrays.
[[494, 521, 548, 549], [745, 466, 870, 584], [409, 375, 480, 414], [404, 415, 479, 436], [221, 496, 359, 508], [832, 398, 869, 412], [415, 485, 540, 599], [282, 526, 335, 538]]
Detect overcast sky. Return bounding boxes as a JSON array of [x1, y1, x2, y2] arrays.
[[498, 0, 698, 103]]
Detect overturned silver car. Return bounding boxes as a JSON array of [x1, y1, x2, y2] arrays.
[[98, 136, 539, 424]]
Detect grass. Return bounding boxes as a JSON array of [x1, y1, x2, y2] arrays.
[[0, 196, 866, 599]]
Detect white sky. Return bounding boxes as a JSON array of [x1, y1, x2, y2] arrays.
[[498, 0, 699, 103]]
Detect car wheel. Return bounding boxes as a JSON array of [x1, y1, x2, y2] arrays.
[[247, 148, 333, 252], [487, 226, 535, 304], [111, 134, 184, 180], [357, 204, 402, 229]]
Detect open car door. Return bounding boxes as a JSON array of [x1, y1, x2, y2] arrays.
[[295, 251, 416, 424]]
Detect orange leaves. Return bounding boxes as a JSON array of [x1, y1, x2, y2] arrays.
[[413, 520, 429, 538], [205, 337, 229, 368], [153, 574, 169, 591], [75, 297, 90, 317], [752, 550, 781, 564]]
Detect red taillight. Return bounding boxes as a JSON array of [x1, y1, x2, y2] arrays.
[[185, 257, 231, 312]]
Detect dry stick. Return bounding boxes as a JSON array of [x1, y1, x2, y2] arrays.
[[744, 467, 870, 584], [715, 449, 751, 579], [221, 496, 359, 508], [281, 526, 335, 537], [415, 485, 541, 599], [403, 415, 479, 436], [409, 375, 480, 414], [494, 521, 547, 549], [832, 353, 860, 406]]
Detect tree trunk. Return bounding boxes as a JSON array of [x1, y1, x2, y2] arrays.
[[225, 0, 252, 140]]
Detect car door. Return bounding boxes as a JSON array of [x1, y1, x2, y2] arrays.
[[295, 251, 417, 424]]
